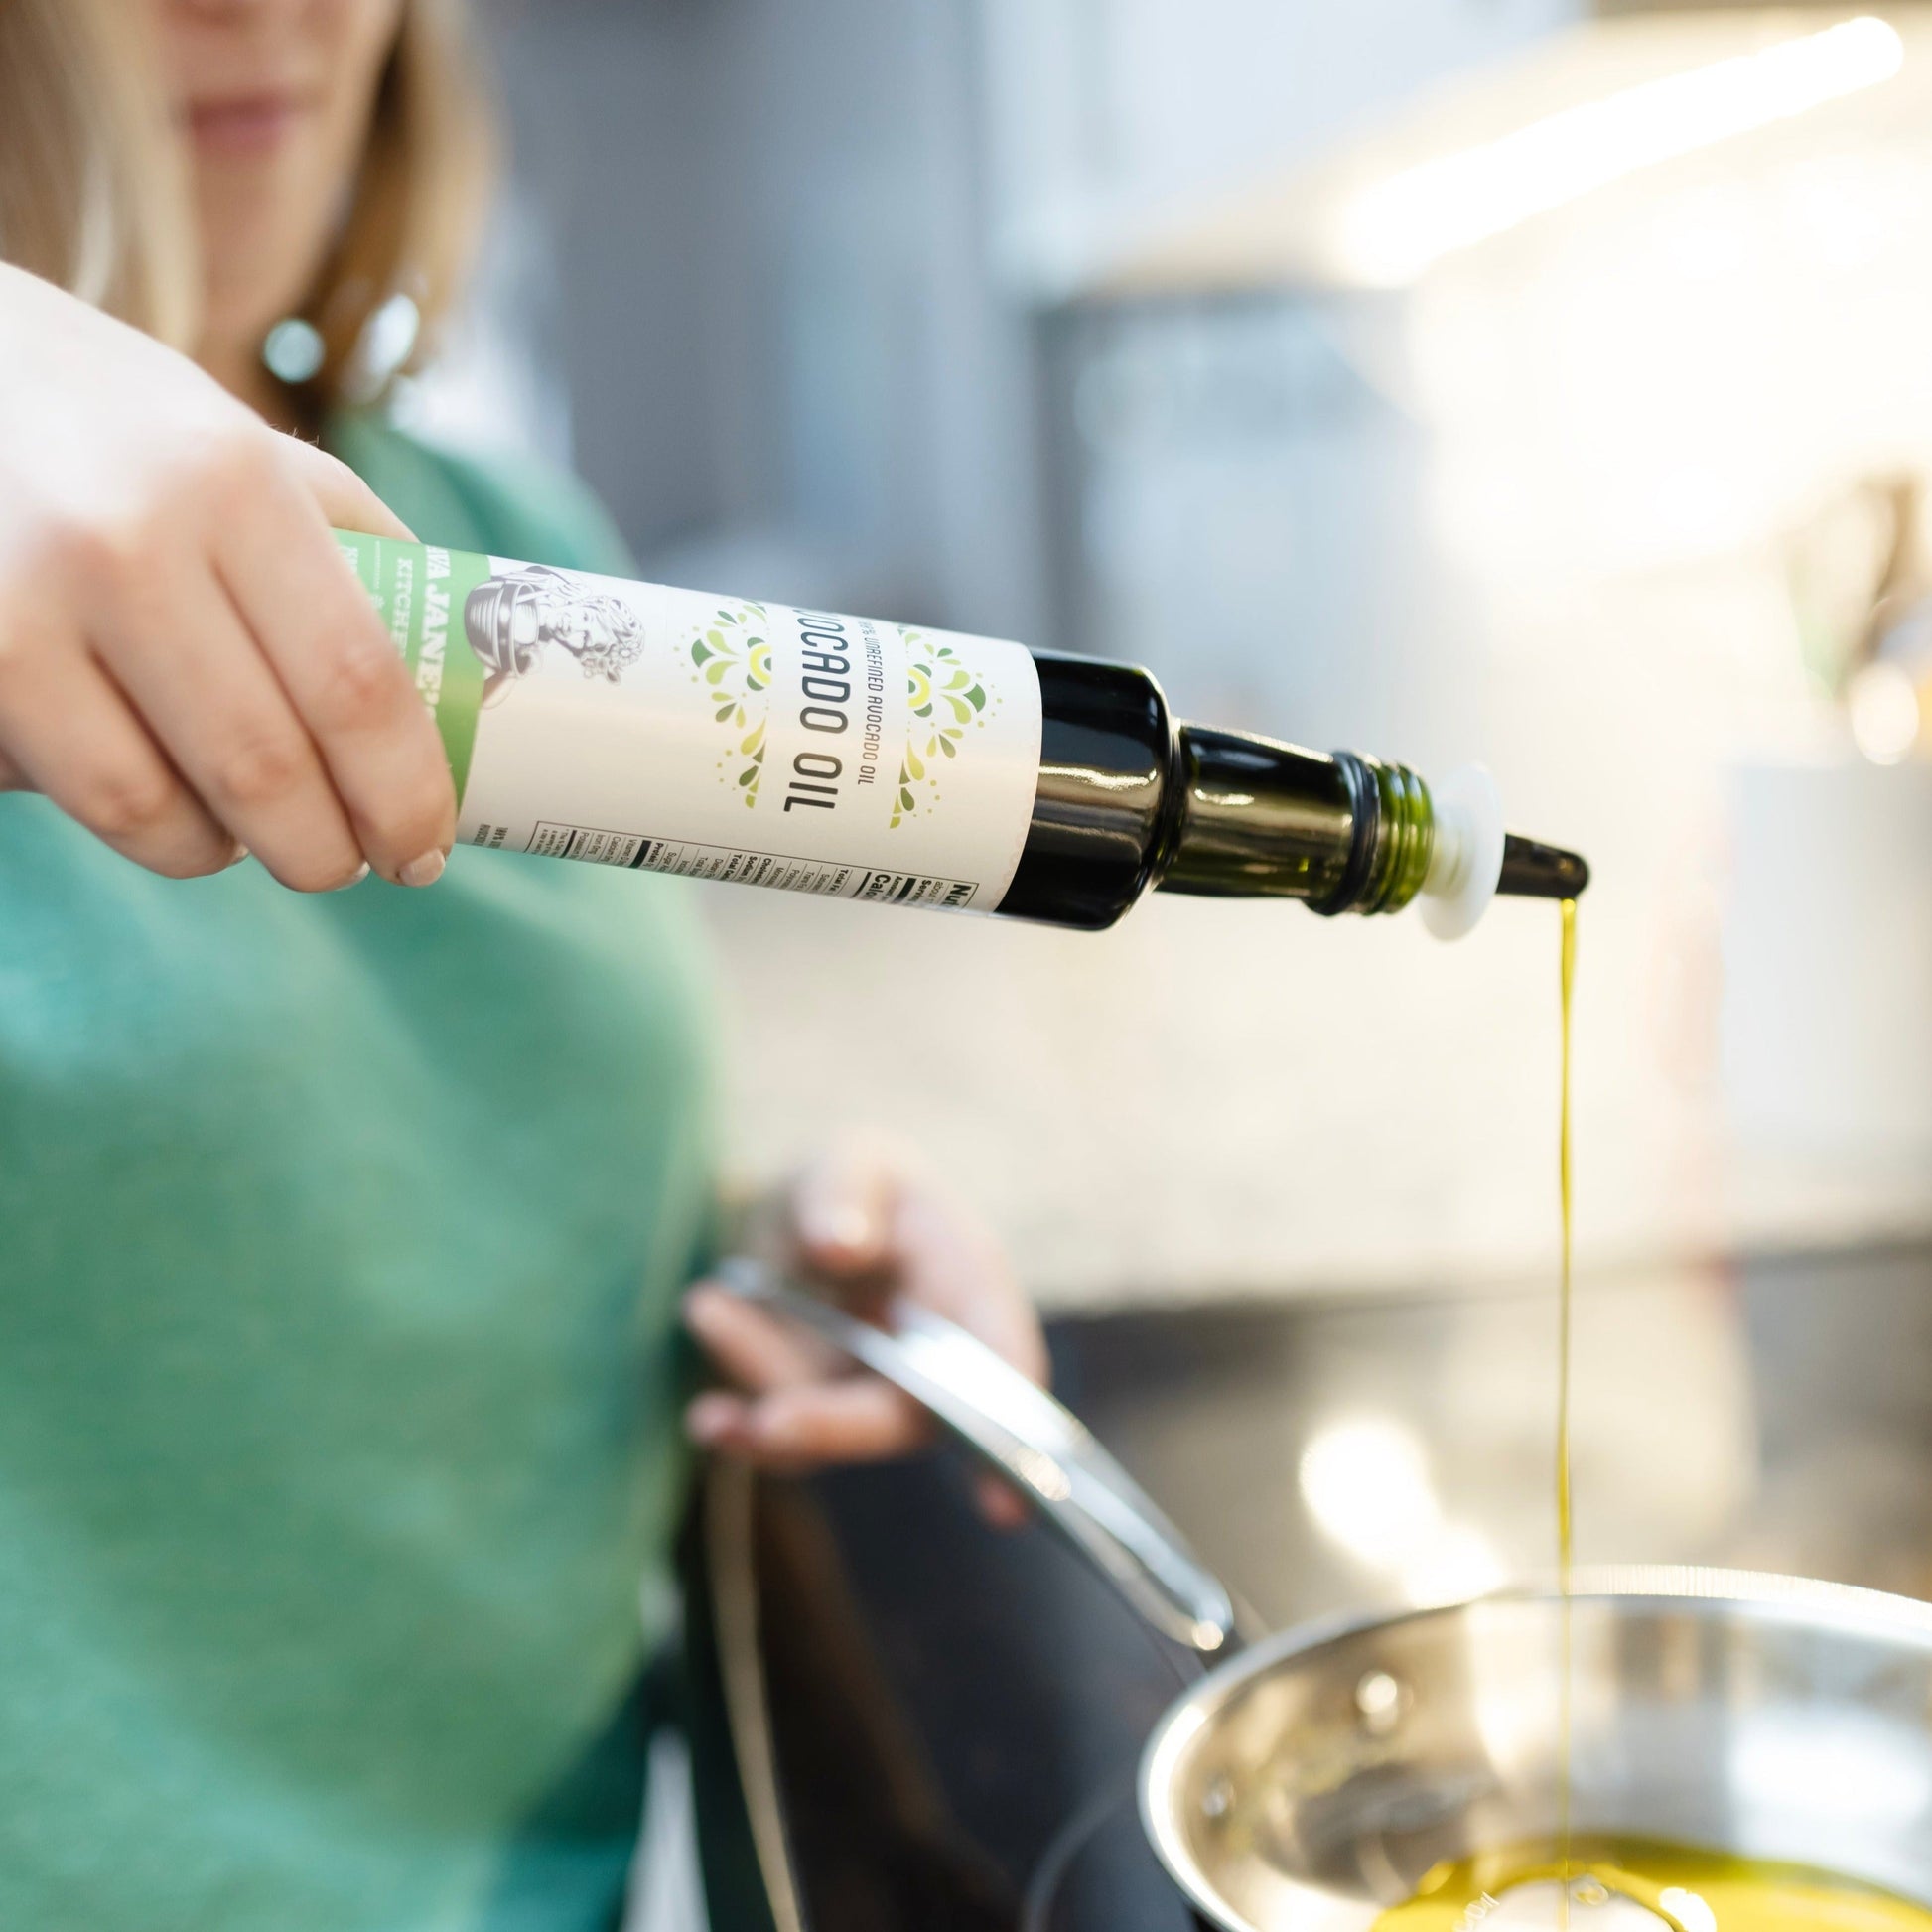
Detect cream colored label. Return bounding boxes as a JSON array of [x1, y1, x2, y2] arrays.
[[448, 555, 1043, 911]]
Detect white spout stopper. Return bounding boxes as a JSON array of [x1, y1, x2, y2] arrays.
[[1421, 764, 1505, 941]]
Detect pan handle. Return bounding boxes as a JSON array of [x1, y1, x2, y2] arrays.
[[711, 1255, 1239, 1656]]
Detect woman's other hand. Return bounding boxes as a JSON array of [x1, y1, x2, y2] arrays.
[[682, 1143, 1046, 1526], [0, 263, 454, 891]]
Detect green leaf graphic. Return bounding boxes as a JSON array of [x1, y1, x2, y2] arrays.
[[694, 601, 777, 802]]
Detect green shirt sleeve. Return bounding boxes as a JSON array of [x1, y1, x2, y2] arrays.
[[0, 404, 719, 1932]]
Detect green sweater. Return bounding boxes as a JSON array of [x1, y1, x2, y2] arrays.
[[0, 417, 716, 1930]]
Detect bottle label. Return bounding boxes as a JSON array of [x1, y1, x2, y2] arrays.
[[336, 532, 1044, 911]]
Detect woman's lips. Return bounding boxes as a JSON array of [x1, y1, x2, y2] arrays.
[[184, 93, 312, 159]]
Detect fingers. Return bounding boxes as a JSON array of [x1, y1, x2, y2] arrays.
[[218, 461, 454, 886], [682, 1276, 1027, 1526], [682, 1283, 931, 1469], [893, 1185, 1051, 1388], [279, 435, 417, 543], [691, 1147, 1044, 1532], [89, 556, 369, 893], [0, 267, 445, 889], [974, 1471, 1031, 1530], [790, 1145, 899, 1279], [682, 1283, 839, 1393], [685, 1380, 931, 1473], [4, 425, 446, 893], [794, 1141, 1049, 1388], [0, 607, 238, 877]]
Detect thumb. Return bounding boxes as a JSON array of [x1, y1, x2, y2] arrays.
[[280, 434, 418, 543], [791, 1150, 897, 1278]]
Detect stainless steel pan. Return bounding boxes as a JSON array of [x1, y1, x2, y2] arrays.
[[716, 1259, 1932, 1931]]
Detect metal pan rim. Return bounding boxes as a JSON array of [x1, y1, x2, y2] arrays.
[[1138, 1565, 1932, 1932]]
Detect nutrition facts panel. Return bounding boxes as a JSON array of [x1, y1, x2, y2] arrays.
[[519, 822, 981, 908], [519, 821, 645, 865], [851, 870, 978, 908]]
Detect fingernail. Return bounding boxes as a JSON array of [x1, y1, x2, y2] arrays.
[[977, 1475, 1030, 1529], [224, 844, 251, 870], [799, 1196, 876, 1253], [686, 1396, 736, 1447], [744, 1409, 794, 1452], [399, 848, 446, 889], [329, 862, 371, 893]]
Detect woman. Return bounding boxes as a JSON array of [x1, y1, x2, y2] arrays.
[[0, 3, 1042, 1927]]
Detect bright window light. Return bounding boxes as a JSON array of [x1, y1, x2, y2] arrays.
[[1340, 17, 1905, 283], [1400, 1521, 1507, 1607], [1300, 1421, 1514, 1601], [1299, 1417, 1441, 1568]]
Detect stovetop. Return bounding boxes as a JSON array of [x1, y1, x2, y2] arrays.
[[1022, 1784, 1209, 1932], [738, 1446, 1215, 1931]]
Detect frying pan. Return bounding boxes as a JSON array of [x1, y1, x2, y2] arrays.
[[716, 1259, 1932, 1931]]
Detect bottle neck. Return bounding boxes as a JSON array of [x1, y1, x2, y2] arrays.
[[1155, 726, 1434, 916]]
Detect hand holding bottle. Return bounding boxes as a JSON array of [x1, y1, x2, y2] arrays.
[[0, 263, 455, 892]]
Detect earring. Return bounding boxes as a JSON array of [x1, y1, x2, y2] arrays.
[[262, 317, 326, 384]]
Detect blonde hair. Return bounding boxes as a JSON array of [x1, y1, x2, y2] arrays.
[[0, 1, 197, 346], [0, 0, 494, 411]]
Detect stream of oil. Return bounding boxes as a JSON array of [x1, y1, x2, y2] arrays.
[[1368, 901, 1932, 1932], [1557, 895, 1578, 1918]]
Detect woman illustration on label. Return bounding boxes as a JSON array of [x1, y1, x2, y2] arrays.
[[464, 564, 646, 706]]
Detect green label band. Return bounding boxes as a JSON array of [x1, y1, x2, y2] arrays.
[[335, 529, 489, 804]]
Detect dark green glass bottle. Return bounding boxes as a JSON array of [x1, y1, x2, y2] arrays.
[[336, 527, 1587, 935], [998, 652, 1587, 933]]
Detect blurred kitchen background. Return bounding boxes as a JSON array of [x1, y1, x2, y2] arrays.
[[409, 0, 1932, 1637]]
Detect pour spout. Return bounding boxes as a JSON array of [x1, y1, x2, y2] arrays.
[[1498, 833, 1589, 900]]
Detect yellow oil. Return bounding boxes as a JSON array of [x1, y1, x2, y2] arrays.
[[1557, 894, 1576, 1590], [1557, 897, 1577, 1912], [1372, 1839, 1932, 1932], [1372, 903, 1932, 1932]]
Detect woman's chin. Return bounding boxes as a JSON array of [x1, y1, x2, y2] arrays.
[[197, 237, 329, 370]]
